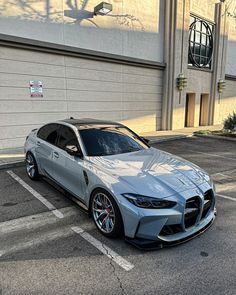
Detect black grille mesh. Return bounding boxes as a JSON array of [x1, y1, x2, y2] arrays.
[[184, 196, 200, 228], [201, 190, 213, 219]]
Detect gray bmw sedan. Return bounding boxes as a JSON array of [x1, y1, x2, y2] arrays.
[[24, 118, 216, 249]]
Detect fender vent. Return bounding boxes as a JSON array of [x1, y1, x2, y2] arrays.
[[83, 170, 89, 186]]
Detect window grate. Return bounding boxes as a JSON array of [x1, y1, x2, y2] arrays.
[[188, 16, 214, 69]]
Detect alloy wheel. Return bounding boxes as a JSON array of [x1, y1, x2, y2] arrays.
[[26, 153, 35, 178], [92, 192, 115, 234]]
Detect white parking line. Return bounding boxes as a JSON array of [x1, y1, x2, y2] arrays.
[[0, 207, 77, 236], [217, 194, 236, 202], [212, 172, 229, 178], [0, 227, 72, 257], [7, 170, 64, 219], [191, 150, 236, 162], [71, 226, 134, 271], [5, 171, 134, 271]]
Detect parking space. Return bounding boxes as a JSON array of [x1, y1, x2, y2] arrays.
[[0, 137, 235, 295]]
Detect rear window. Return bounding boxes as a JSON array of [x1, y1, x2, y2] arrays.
[[37, 124, 59, 145]]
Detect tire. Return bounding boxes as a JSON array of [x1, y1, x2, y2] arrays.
[[91, 189, 124, 238], [25, 152, 40, 180]]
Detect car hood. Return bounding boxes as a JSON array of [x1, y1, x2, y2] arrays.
[[86, 147, 210, 198]]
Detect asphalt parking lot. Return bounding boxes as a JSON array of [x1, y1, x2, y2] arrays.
[[0, 136, 235, 295]]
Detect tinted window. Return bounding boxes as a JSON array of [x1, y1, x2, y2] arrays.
[[57, 126, 78, 150], [37, 124, 59, 145], [79, 126, 148, 156]]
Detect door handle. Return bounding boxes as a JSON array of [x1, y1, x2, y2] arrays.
[[53, 152, 59, 158], [36, 141, 41, 147]]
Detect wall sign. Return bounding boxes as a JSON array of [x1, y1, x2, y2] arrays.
[[30, 80, 43, 97]]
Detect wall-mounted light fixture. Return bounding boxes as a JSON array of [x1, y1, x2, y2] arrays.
[[94, 2, 112, 16], [218, 79, 226, 93], [176, 73, 187, 91]]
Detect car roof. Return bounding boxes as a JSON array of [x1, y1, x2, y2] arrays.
[[59, 118, 124, 129]]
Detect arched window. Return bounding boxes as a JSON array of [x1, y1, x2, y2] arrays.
[[188, 16, 214, 68]]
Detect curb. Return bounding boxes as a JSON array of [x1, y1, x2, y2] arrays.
[[148, 134, 193, 144], [0, 160, 25, 170], [194, 133, 236, 142]]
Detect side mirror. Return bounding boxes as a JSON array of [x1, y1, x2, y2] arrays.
[[141, 137, 150, 144], [65, 145, 83, 158]]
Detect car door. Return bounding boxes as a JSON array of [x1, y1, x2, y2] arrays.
[[52, 125, 85, 200], [35, 123, 60, 178]]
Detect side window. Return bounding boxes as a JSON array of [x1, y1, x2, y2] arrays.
[[57, 126, 79, 151], [37, 124, 59, 146]]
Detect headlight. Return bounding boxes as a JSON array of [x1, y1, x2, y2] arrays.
[[122, 193, 176, 209]]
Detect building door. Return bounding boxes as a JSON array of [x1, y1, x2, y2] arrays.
[[185, 94, 195, 127], [199, 94, 209, 126]]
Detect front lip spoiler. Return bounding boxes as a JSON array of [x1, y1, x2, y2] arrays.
[[125, 215, 216, 250]]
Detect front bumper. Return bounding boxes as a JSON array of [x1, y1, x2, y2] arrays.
[[125, 210, 216, 250], [118, 186, 216, 249]]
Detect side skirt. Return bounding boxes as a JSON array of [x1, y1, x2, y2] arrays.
[[41, 171, 89, 215]]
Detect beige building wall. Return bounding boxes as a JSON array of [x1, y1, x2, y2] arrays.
[[191, 0, 236, 126], [216, 78, 236, 123], [218, 7, 236, 124], [190, 0, 216, 21], [0, 46, 163, 149], [226, 8, 236, 75], [170, 0, 216, 130], [169, 0, 236, 130], [1, 0, 236, 150], [0, 0, 164, 63]]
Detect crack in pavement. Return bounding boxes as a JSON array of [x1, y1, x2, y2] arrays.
[[101, 243, 126, 295]]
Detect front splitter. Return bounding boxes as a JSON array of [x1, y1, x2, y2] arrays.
[[125, 216, 216, 250]]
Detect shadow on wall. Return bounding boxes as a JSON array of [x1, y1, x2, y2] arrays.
[[0, 0, 160, 31], [64, 0, 97, 27], [64, 0, 145, 30], [0, 0, 164, 61]]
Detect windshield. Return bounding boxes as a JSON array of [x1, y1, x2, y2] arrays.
[[79, 126, 149, 156]]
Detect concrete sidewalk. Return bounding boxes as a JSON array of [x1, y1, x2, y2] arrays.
[[141, 124, 222, 143], [0, 124, 223, 169], [0, 147, 25, 168]]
